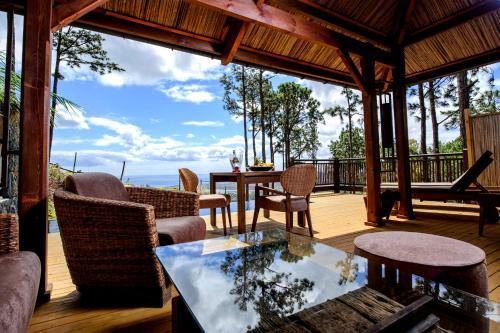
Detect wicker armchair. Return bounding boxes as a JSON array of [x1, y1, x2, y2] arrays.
[[0, 214, 40, 332], [179, 168, 232, 235], [54, 172, 206, 307], [251, 164, 316, 237]]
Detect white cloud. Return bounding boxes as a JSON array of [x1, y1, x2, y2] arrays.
[[186, 133, 195, 138], [230, 115, 243, 124], [216, 135, 245, 146], [55, 104, 89, 130], [160, 84, 215, 103], [183, 120, 224, 127], [54, 31, 222, 87]]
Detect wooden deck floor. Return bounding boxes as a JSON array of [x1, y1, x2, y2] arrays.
[[30, 194, 500, 332]]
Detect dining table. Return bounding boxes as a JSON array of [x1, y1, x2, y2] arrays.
[[209, 171, 286, 233]]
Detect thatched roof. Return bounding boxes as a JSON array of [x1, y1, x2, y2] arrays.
[[9, 0, 500, 89]]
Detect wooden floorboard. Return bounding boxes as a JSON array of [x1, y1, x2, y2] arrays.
[[30, 194, 500, 332]]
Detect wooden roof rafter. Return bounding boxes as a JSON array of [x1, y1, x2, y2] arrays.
[[51, 0, 109, 32], [187, 0, 396, 68], [405, 0, 500, 45], [336, 48, 367, 94], [268, 0, 394, 50], [395, 0, 417, 45]]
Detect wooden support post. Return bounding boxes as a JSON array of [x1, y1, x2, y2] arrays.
[[392, 48, 415, 219], [333, 158, 340, 193], [19, 0, 53, 302], [360, 50, 382, 226], [464, 108, 475, 167]]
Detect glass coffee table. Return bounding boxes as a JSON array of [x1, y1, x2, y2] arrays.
[[155, 229, 500, 333]]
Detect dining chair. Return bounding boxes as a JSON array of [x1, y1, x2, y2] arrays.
[[251, 164, 316, 237], [179, 168, 232, 235]]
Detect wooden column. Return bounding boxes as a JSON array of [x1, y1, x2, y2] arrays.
[[392, 48, 415, 219], [19, 0, 53, 302], [360, 51, 382, 226]]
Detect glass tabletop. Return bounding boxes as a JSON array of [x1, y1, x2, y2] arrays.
[[155, 229, 500, 333]]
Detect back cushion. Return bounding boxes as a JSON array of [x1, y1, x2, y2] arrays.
[[64, 172, 130, 202]]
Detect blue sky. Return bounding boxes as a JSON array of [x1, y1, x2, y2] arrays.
[[2, 14, 499, 177]]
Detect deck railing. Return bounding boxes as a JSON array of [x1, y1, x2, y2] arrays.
[[293, 151, 466, 192]]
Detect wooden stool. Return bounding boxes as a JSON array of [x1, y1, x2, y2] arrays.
[[354, 231, 488, 298]]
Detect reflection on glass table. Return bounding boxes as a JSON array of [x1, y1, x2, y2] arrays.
[[156, 229, 500, 333]]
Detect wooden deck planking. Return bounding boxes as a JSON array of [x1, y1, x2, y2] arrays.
[[30, 194, 500, 332]]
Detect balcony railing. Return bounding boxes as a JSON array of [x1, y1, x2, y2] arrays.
[[293, 151, 466, 192]]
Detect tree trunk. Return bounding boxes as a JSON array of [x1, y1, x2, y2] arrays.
[[251, 111, 257, 164], [457, 71, 469, 149], [242, 66, 249, 168], [428, 80, 439, 153], [49, 32, 63, 159], [418, 82, 427, 155], [284, 108, 290, 168], [259, 70, 266, 162], [269, 134, 274, 164]]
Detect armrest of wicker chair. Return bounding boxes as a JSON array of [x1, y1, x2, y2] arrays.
[[0, 214, 18, 255], [126, 187, 200, 219]]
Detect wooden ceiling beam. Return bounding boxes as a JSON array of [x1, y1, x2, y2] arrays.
[[221, 20, 249, 65], [405, 47, 500, 85], [405, 0, 500, 45], [75, 11, 357, 87], [396, 0, 417, 45], [187, 0, 396, 67], [269, 0, 393, 49], [336, 48, 367, 94], [220, 0, 264, 65], [51, 0, 109, 32]]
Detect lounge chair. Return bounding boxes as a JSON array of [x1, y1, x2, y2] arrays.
[[381, 150, 499, 227]]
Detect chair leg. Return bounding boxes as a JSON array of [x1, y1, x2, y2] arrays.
[[305, 208, 313, 237], [227, 204, 233, 228], [221, 207, 227, 236], [479, 205, 485, 236], [251, 207, 260, 232], [285, 210, 292, 232]]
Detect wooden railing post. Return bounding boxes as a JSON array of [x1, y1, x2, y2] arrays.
[[333, 158, 340, 193]]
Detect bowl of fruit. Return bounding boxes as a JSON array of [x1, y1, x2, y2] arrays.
[[248, 158, 274, 171]]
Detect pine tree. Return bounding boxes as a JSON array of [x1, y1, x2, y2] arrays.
[[51, 27, 123, 156], [324, 88, 362, 158], [220, 65, 250, 166]]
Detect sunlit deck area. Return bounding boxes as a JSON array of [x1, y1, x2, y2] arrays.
[[31, 194, 500, 332]]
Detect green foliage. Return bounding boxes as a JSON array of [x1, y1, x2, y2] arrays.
[[0, 51, 82, 130], [273, 82, 323, 164], [324, 87, 362, 158], [53, 27, 124, 79], [329, 126, 365, 158], [408, 139, 420, 155], [439, 137, 463, 153]]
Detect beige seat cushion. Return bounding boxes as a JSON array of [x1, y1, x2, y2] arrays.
[[199, 194, 229, 209], [156, 216, 206, 246], [258, 195, 308, 212]]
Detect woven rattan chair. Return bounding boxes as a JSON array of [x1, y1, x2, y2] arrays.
[[179, 168, 232, 235], [251, 164, 316, 237], [54, 172, 205, 307]]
